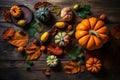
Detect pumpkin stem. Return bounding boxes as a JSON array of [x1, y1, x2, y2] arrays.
[[89, 30, 100, 37]]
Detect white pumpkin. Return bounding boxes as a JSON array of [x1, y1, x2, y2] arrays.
[[55, 32, 70, 46], [60, 7, 73, 21]]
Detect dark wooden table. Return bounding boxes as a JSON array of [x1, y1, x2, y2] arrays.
[[0, 0, 120, 80]]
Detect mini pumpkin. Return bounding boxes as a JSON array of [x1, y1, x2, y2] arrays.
[[35, 7, 50, 22], [75, 17, 109, 50], [46, 55, 58, 67], [61, 7, 73, 21], [86, 57, 102, 73], [55, 32, 70, 46], [10, 5, 22, 18]]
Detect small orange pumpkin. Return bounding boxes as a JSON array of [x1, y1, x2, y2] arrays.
[[86, 57, 102, 72], [10, 5, 22, 18], [75, 17, 109, 50]]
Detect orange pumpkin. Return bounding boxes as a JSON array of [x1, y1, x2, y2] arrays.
[[75, 17, 109, 50], [86, 57, 102, 72]]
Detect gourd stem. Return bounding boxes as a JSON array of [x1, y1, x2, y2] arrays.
[[89, 30, 100, 37], [41, 12, 46, 18]]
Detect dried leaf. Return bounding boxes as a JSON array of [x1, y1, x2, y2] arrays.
[[50, 5, 61, 16], [34, 2, 51, 10], [2, 8, 11, 22], [2, 28, 15, 40], [2, 29, 28, 47], [8, 31, 29, 47], [27, 50, 41, 60], [26, 39, 41, 60], [64, 61, 81, 74], [110, 24, 120, 39], [43, 69, 51, 76], [47, 45, 63, 56]]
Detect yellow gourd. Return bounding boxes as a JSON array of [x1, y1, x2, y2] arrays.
[[40, 32, 49, 42], [55, 22, 65, 28]]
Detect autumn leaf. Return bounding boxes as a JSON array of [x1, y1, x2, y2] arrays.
[[110, 24, 120, 39], [2, 28, 15, 40], [2, 8, 11, 22], [8, 31, 29, 47], [2, 29, 29, 47], [26, 39, 41, 60], [64, 61, 81, 74]]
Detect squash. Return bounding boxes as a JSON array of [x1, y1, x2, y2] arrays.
[[10, 5, 22, 18], [35, 7, 50, 22], [60, 7, 73, 21], [40, 32, 49, 42], [75, 17, 109, 50], [55, 32, 70, 46], [55, 22, 66, 29], [46, 55, 58, 67], [86, 57, 102, 73]]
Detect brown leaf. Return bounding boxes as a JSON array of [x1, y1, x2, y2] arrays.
[[26, 39, 41, 60], [2, 28, 15, 40], [64, 61, 81, 74], [47, 45, 63, 56], [27, 49, 41, 60], [34, 2, 51, 10], [110, 24, 120, 39], [2, 8, 11, 22], [8, 31, 29, 47], [43, 69, 51, 76]]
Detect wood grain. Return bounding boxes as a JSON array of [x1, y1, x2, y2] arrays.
[[0, 0, 120, 80]]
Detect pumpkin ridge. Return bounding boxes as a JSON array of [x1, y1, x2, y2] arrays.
[[78, 35, 90, 48], [75, 30, 89, 39], [99, 33, 108, 43], [86, 35, 96, 50], [96, 26, 108, 34], [81, 19, 90, 30], [89, 17, 98, 29], [94, 20, 104, 31]]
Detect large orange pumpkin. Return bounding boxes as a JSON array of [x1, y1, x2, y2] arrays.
[[75, 17, 109, 50]]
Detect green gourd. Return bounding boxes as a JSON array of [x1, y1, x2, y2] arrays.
[[35, 7, 50, 22]]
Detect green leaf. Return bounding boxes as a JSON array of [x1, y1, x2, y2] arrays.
[[67, 30, 74, 36], [27, 28, 36, 37], [77, 11, 86, 18], [83, 10, 90, 14], [79, 59, 85, 64], [77, 52, 84, 58], [35, 23, 44, 33], [69, 54, 77, 60], [84, 5, 90, 11], [25, 61, 33, 70], [68, 46, 84, 60]]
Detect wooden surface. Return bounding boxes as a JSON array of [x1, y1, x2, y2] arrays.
[[0, 0, 120, 80]]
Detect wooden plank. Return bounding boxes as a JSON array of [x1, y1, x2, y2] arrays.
[[0, 68, 119, 80], [0, 0, 120, 80], [0, 60, 69, 70]]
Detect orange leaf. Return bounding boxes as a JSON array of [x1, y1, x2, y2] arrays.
[[2, 29, 28, 47], [64, 61, 81, 74], [8, 31, 29, 47], [2, 28, 15, 40], [30, 50, 41, 60], [26, 39, 41, 60]]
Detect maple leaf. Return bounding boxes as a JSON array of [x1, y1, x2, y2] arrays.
[[26, 39, 41, 60]]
